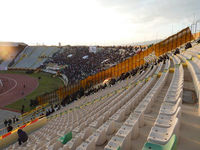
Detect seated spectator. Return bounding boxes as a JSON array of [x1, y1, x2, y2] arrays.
[[174, 48, 180, 55], [185, 42, 192, 49], [16, 117, 19, 122], [197, 38, 200, 44], [17, 129, 28, 146]]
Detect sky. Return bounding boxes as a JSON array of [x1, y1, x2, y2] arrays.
[[0, 0, 199, 46]]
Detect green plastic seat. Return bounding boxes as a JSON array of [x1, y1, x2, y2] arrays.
[[58, 131, 72, 144], [142, 134, 177, 150]]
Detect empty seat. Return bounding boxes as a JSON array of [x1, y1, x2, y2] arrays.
[[89, 116, 104, 129], [104, 135, 131, 150], [49, 141, 63, 150], [73, 122, 86, 133], [86, 128, 107, 146], [124, 116, 139, 139], [160, 98, 182, 116], [79, 127, 93, 140], [76, 140, 96, 150], [155, 107, 181, 128], [148, 118, 179, 145], [132, 112, 144, 127], [115, 125, 132, 149], [110, 108, 125, 122], [99, 120, 116, 135], [65, 135, 82, 150]]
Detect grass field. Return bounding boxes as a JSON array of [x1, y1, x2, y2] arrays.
[[0, 70, 64, 112]]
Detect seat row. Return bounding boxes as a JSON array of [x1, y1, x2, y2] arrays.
[[69, 64, 160, 150], [178, 52, 200, 100], [147, 56, 184, 145], [103, 62, 165, 150], [135, 60, 170, 115], [66, 76, 147, 150], [5, 65, 156, 150]]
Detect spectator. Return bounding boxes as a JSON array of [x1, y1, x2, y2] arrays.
[[4, 119, 8, 127], [13, 116, 16, 124], [185, 42, 192, 49], [197, 38, 200, 44], [21, 105, 25, 114], [7, 124, 13, 132], [8, 118, 12, 125], [17, 129, 28, 146], [16, 117, 19, 122]]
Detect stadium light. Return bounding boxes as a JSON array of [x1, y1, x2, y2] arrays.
[[195, 20, 200, 33]]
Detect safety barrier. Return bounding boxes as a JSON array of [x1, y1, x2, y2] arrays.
[[0, 103, 48, 136], [0, 117, 47, 149], [37, 27, 193, 105], [46, 67, 167, 123]]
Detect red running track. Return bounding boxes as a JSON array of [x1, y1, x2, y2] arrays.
[[0, 73, 38, 108]]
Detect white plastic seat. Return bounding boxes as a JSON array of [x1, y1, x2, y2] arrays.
[[115, 125, 132, 150], [110, 108, 125, 122], [89, 116, 104, 128], [104, 137, 121, 150], [73, 122, 86, 133], [86, 128, 107, 146], [99, 120, 116, 135], [103, 110, 110, 122], [122, 103, 131, 115], [156, 106, 181, 127], [65, 135, 82, 150], [79, 127, 93, 140], [132, 112, 144, 127], [135, 96, 154, 114], [124, 116, 139, 139], [76, 140, 96, 150], [50, 141, 63, 150], [104, 135, 131, 150], [148, 118, 179, 145], [160, 98, 182, 116]]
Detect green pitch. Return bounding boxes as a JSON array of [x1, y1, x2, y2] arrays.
[[1, 70, 64, 112]]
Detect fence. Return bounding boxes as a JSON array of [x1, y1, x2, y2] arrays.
[[37, 27, 194, 105]]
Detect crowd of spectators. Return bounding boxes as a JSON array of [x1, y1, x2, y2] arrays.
[[42, 57, 152, 118], [43, 45, 147, 84], [45, 104, 61, 116], [4, 116, 19, 132]]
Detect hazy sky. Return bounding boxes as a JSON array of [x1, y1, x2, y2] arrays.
[[0, 0, 199, 45]]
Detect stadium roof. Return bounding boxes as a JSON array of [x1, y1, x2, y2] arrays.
[[0, 42, 27, 47]]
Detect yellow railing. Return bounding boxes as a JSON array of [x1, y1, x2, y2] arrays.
[[37, 27, 194, 104]]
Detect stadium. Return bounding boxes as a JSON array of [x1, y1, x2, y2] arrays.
[[0, 1, 200, 150]]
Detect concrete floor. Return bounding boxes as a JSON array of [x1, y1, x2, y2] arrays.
[[178, 103, 200, 150]]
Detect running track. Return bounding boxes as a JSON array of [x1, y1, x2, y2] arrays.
[[0, 74, 38, 110]]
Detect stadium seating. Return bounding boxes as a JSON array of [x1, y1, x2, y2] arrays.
[[12, 46, 60, 69], [2, 41, 200, 150], [178, 52, 200, 100], [4, 58, 155, 149], [147, 56, 183, 146]]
